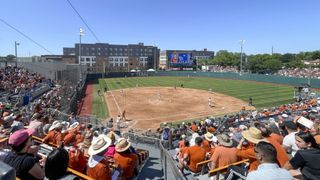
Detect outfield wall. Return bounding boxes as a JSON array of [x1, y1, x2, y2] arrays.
[[150, 71, 320, 88]]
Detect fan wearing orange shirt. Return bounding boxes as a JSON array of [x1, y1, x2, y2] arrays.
[[236, 127, 264, 171], [210, 134, 238, 170], [87, 135, 112, 180], [114, 138, 139, 180], [179, 136, 206, 173], [43, 121, 63, 146], [190, 121, 198, 132]]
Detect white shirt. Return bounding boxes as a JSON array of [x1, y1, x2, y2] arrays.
[[283, 131, 299, 156], [246, 163, 293, 180]]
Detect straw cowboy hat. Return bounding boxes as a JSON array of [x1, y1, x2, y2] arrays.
[[204, 132, 217, 142], [49, 121, 62, 131], [242, 127, 264, 144], [217, 134, 233, 147], [115, 138, 131, 152], [88, 136, 112, 156], [67, 122, 79, 131]]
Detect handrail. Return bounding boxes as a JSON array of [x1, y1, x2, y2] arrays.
[[208, 159, 249, 176], [196, 159, 212, 168], [0, 137, 8, 143], [196, 159, 212, 175], [32, 135, 58, 148], [67, 167, 94, 180]]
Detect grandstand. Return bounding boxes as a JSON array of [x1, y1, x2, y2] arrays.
[[1, 64, 320, 180]]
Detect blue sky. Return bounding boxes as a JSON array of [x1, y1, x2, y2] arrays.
[[1, 0, 320, 56]]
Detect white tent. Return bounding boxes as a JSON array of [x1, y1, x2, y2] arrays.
[[130, 69, 136, 72], [147, 69, 155, 72]]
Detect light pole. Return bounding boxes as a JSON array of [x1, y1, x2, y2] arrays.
[[79, 28, 84, 83], [240, 40, 245, 76], [15, 41, 20, 67]]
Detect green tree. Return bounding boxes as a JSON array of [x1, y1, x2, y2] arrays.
[[213, 50, 240, 66], [6, 54, 16, 61]]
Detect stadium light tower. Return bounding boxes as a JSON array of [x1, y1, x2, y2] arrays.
[[79, 28, 84, 82], [15, 41, 20, 67], [240, 40, 245, 76]]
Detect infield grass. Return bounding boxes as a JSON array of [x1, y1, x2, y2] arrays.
[[93, 76, 298, 118]]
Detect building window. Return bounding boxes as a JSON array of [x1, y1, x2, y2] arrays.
[[109, 48, 112, 51]]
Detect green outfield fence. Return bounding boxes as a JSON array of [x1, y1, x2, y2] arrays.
[[149, 71, 320, 88]]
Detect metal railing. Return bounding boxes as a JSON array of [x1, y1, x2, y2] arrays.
[[123, 132, 184, 180]]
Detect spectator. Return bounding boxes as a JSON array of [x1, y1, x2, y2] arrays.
[[82, 124, 93, 150], [43, 121, 63, 146], [210, 134, 238, 170], [178, 134, 187, 149], [176, 140, 190, 161], [103, 131, 117, 158], [45, 147, 78, 180], [256, 123, 289, 167], [284, 131, 320, 180], [246, 141, 293, 180], [87, 136, 112, 180], [236, 127, 264, 171], [190, 121, 198, 132], [68, 145, 86, 173], [282, 121, 300, 156], [114, 138, 139, 180], [4, 129, 45, 180], [190, 132, 200, 146], [179, 136, 206, 173], [63, 122, 79, 146], [203, 132, 217, 154]]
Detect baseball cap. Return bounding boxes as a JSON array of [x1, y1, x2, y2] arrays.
[[8, 129, 35, 146]]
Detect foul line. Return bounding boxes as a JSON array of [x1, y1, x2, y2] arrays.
[[109, 91, 122, 115]]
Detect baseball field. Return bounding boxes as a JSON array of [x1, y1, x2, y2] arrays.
[[83, 76, 296, 129]]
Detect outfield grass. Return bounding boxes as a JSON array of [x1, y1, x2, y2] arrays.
[[93, 76, 297, 118], [91, 81, 108, 119]]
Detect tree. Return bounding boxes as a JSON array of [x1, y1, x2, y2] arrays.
[[213, 50, 240, 66], [6, 54, 16, 61]]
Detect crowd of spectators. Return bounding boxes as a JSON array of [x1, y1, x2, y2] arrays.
[[0, 66, 145, 180], [276, 67, 320, 79], [204, 65, 239, 73], [164, 97, 320, 179]]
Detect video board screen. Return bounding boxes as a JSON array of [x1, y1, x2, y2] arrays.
[[169, 53, 193, 66]]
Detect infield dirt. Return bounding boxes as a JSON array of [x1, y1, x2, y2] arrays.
[[104, 87, 255, 130]]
